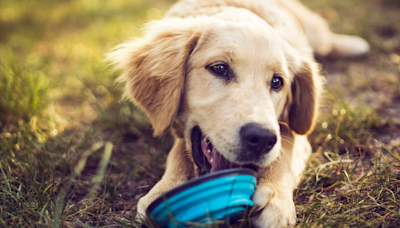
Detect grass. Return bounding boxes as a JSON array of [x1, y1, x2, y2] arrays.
[[296, 149, 400, 227], [0, 47, 49, 123], [0, 0, 399, 227]]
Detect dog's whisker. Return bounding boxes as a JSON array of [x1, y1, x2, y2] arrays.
[[281, 139, 295, 147]]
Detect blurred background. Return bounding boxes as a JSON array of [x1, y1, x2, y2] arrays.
[[0, 0, 399, 227]]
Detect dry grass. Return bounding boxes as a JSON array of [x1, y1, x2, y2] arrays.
[[0, 0, 399, 227]]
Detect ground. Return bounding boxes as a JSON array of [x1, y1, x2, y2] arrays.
[[0, 0, 399, 227]]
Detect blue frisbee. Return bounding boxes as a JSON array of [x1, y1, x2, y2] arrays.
[[147, 168, 257, 227]]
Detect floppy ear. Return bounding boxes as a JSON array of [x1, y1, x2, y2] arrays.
[[288, 59, 322, 135], [108, 19, 200, 136]]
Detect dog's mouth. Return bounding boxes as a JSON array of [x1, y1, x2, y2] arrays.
[[191, 126, 257, 176]]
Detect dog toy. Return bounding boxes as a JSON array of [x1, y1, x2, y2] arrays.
[[147, 168, 256, 227]]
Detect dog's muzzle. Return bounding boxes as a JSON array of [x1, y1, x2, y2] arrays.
[[191, 124, 276, 176]]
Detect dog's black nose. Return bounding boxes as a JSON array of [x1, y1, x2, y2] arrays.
[[240, 123, 277, 156]]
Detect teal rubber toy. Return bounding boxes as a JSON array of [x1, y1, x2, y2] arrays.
[[147, 168, 257, 227]]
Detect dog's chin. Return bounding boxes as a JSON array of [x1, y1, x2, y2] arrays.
[[191, 126, 258, 176]]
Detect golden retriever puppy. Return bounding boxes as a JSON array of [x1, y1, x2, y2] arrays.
[[108, 0, 369, 227]]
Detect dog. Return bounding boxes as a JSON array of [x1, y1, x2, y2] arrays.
[[108, 0, 369, 227]]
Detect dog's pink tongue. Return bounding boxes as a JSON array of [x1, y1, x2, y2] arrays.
[[200, 134, 241, 173], [210, 149, 242, 173]]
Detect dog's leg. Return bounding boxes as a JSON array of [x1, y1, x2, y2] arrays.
[[137, 138, 193, 219], [251, 170, 297, 227], [251, 135, 311, 227], [278, 0, 369, 57]]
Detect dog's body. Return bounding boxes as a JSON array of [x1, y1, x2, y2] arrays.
[[108, 0, 369, 227]]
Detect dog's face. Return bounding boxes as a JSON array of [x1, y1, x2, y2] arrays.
[[181, 19, 294, 174], [108, 9, 320, 175]]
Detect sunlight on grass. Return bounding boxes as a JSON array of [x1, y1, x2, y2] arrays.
[[0, 47, 49, 123], [0, 0, 171, 226]]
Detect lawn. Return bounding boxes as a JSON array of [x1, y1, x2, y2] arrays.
[[0, 0, 399, 227]]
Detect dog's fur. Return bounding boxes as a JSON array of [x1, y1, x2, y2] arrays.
[[108, 0, 369, 227]]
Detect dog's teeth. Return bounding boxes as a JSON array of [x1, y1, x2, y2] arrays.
[[210, 158, 213, 163]]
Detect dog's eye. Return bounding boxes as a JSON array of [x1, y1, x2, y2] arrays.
[[210, 64, 228, 76], [271, 75, 283, 91]]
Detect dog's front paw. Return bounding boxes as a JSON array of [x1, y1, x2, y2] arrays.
[[251, 184, 296, 228], [136, 179, 187, 220], [136, 191, 163, 220]]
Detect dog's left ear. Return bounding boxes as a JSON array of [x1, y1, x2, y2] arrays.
[[288, 59, 322, 135], [108, 19, 200, 136]]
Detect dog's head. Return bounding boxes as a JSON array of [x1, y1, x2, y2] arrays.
[[108, 9, 322, 175]]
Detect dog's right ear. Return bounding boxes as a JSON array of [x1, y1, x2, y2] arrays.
[[107, 19, 200, 136]]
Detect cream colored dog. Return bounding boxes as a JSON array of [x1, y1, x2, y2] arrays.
[[108, 0, 369, 227]]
